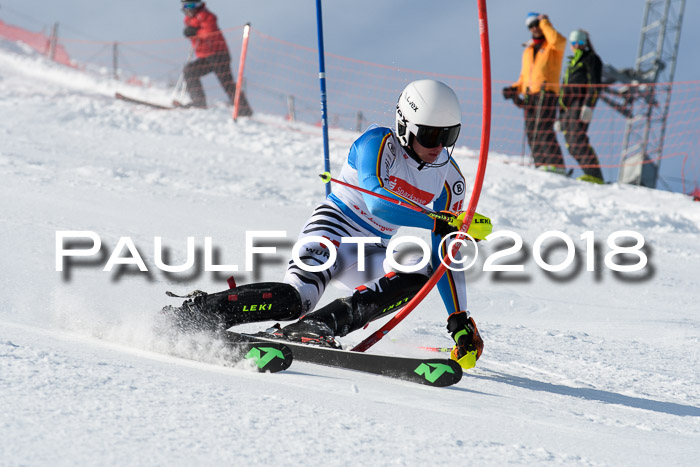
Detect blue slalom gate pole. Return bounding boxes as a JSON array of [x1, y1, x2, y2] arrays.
[[315, 0, 331, 196]]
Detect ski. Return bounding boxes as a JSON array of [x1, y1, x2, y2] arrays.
[[223, 331, 463, 387], [224, 339, 293, 373], [115, 92, 175, 110]]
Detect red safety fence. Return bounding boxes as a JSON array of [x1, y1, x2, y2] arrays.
[[1, 20, 699, 195], [0, 19, 73, 66]]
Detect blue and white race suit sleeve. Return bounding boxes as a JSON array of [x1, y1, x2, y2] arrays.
[[338, 126, 468, 315]]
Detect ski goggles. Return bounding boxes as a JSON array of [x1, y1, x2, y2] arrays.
[[571, 40, 586, 46], [414, 124, 461, 148], [182, 2, 200, 10]]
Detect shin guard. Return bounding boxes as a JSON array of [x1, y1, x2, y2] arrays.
[[302, 272, 428, 337]]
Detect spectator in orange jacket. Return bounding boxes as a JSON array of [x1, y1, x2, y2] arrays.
[[181, 0, 252, 115], [503, 13, 566, 172]]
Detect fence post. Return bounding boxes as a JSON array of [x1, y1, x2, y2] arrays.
[[355, 111, 364, 132], [287, 95, 296, 121], [112, 42, 119, 80], [47, 22, 59, 61]]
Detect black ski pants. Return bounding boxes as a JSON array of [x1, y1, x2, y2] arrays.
[[524, 91, 564, 168], [183, 52, 252, 115], [560, 102, 603, 180]]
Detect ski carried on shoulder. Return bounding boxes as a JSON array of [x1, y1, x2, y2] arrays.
[[223, 339, 293, 373], [115, 92, 175, 110], [224, 331, 463, 387]]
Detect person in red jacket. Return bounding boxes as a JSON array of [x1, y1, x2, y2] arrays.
[[181, 0, 252, 115]]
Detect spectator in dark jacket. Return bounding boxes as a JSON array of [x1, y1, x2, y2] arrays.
[[558, 29, 603, 183], [181, 0, 252, 115]]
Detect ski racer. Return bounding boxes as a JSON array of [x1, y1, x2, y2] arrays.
[[180, 0, 252, 115], [164, 80, 488, 369]]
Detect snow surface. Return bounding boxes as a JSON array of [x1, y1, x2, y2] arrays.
[[1, 41, 699, 466]]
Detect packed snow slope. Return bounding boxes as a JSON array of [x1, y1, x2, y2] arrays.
[[1, 42, 699, 466]]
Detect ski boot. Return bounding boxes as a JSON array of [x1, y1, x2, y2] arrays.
[[577, 174, 604, 184], [264, 318, 342, 349], [537, 165, 569, 176], [447, 311, 484, 369], [161, 291, 222, 333], [256, 272, 429, 348], [162, 283, 303, 333]]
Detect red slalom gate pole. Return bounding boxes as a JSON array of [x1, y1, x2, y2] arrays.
[[351, 0, 492, 352], [232, 23, 251, 122]]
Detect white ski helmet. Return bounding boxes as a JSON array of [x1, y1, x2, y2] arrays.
[[395, 79, 462, 149], [568, 29, 588, 46]]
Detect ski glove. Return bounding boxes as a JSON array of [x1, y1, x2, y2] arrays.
[[432, 211, 493, 241], [502, 86, 517, 100], [503, 87, 524, 108], [447, 311, 484, 370], [184, 26, 199, 37], [432, 211, 461, 238], [580, 105, 593, 124]]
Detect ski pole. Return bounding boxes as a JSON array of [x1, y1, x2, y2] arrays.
[[390, 338, 452, 353], [521, 115, 527, 166], [352, 0, 492, 353], [320, 171, 491, 247], [319, 172, 455, 223], [531, 86, 545, 166], [419, 346, 453, 353], [171, 46, 195, 103]]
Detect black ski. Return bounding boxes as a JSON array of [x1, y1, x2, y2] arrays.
[[224, 331, 463, 387], [115, 92, 175, 110], [224, 339, 293, 373]]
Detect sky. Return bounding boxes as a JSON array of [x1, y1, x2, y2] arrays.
[[2, 0, 699, 83]]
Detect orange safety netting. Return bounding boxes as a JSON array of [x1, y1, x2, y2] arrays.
[[0, 19, 73, 66], [2, 21, 699, 194]]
